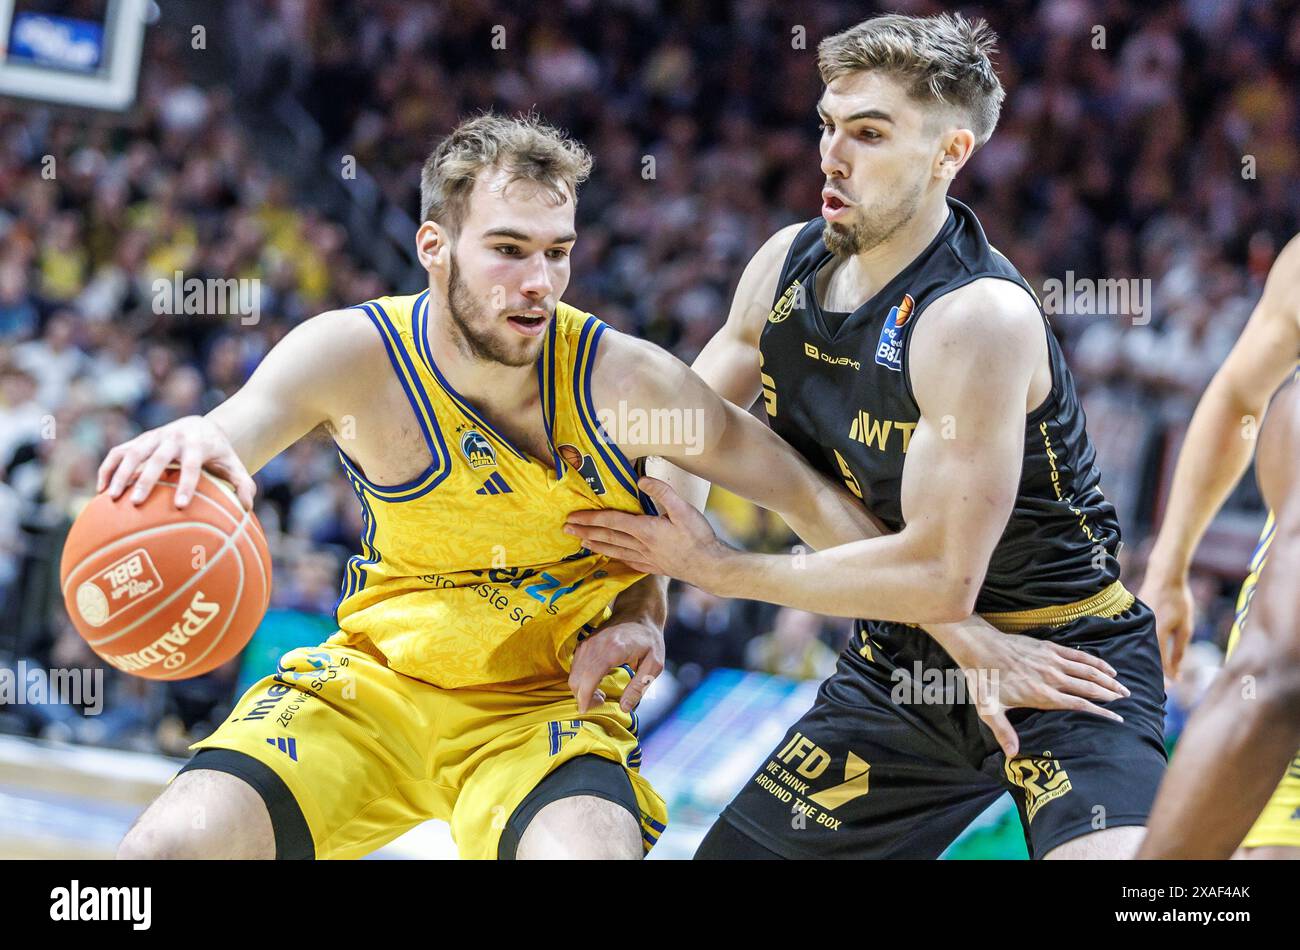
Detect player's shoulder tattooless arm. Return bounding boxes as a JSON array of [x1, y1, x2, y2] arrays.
[[939, 277, 1044, 344], [750, 222, 805, 280], [216, 308, 379, 470], [267, 309, 386, 409], [1217, 244, 1300, 396], [760, 221, 806, 270], [689, 223, 806, 409], [589, 328, 720, 462], [909, 278, 1043, 412], [896, 280, 1037, 609], [1267, 230, 1300, 304], [301, 307, 390, 363], [727, 223, 805, 342], [590, 328, 670, 408]]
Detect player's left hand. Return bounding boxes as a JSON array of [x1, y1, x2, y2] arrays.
[[568, 617, 665, 714], [565, 476, 729, 588]]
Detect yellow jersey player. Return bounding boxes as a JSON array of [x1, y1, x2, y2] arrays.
[[1139, 234, 1300, 858], [104, 113, 891, 860], [1140, 376, 1300, 858]]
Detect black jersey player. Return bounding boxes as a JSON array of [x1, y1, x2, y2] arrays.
[[567, 13, 1166, 859]]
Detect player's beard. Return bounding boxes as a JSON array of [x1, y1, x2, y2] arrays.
[[822, 176, 925, 258], [446, 254, 544, 368]]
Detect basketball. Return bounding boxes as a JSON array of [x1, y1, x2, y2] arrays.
[[59, 469, 272, 681]]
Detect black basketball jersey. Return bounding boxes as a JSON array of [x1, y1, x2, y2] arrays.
[[759, 198, 1121, 615]]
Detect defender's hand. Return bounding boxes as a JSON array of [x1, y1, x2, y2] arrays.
[[948, 627, 1129, 758], [1136, 572, 1195, 680], [565, 477, 729, 588], [97, 414, 255, 510], [568, 617, 665, 714]]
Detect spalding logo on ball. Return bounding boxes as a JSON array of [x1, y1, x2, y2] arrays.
[[60, 469, 272, 680]]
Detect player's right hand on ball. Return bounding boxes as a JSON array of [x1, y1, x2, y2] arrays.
[[97, 414, 256, 510]]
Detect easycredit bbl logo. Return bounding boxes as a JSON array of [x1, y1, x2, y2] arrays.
[[75, 549, 164, 627], [874, 293, 914, 372]]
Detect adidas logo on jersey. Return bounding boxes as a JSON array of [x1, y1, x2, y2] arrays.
[[266, 736, 298, 760], [475, 473, 513, 495]]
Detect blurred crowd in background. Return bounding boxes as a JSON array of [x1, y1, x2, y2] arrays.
[[1, 0, 1296, 754]]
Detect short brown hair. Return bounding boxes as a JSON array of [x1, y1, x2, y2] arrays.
[[817, 12, 1005, 147], [419, 111, 593, 233]]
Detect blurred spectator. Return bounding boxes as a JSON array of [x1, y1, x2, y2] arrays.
[[0, 264, 39, 340], [663, 585, 751, 689], [12, 312, 84, 409], [745, 608, 841, 681], [0, 367, 45, 470]]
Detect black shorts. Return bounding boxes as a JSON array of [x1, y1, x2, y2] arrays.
[[700, 601, 1167, 859]]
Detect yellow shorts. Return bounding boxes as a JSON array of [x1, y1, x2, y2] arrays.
[[189, 632, 667, 859], [1227, 514, 1300, 850], [1239, 755, 1300, 850]]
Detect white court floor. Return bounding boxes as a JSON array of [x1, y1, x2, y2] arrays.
[[0, 734, 458, 859]]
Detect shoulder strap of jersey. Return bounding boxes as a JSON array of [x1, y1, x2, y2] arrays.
[[549, 303, 658, 514], [772, 218, 827, 310], [339, 291, 452, 500]]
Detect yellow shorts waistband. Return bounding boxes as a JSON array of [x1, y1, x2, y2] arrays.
[[982, 580, 1136, 634]]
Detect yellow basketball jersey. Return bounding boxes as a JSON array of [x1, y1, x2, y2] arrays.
[[1226, 511, 1274, 655], [1226, 363, 1299, 655], [331, 291, 655, 690]]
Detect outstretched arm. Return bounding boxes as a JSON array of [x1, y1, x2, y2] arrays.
[[567, 228, 798, 715], [643, 224, 801, 511], [586, 323, 886, 553], [578, 279, 1044, 624], [1140, 384, 1300, 858], [97, 309, 372, 509], [1141, 236, 1300, 676]]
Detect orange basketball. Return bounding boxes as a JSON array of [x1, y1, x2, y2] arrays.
[[60, 468, 272, 680]]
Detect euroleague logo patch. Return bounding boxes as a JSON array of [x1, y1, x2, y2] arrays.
[[874, 293, 915, 372], [75, 548, 164, 628], [558, 443, 606, 495]]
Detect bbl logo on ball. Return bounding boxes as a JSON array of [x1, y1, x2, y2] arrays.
[[75, 549, 164, 628], [76, 582, 110, 627]]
